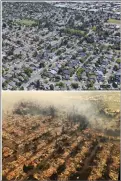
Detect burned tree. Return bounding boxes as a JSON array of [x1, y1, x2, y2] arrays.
[[23, 164, 34, 173]]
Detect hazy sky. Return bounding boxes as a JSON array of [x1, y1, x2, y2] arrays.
[[2, 91, 91, 111], [2, 91, 120, 113]]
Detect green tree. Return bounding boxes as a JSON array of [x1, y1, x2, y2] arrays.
[[50, 84, 54, 90], [24, 68, 32, 77], [56, 82, 64, 88], [32, 51, 37, 57], [20, 86, 24, 90], [36, 80, 40, 89], [71, 83, 79, 89], [116, 59, 121, 64]]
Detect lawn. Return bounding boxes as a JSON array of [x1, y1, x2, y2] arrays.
[[92, 26, 96, 31], [107, 18, 120, 24], [64, 28, 85, 36], [15, 19, 38, 26]]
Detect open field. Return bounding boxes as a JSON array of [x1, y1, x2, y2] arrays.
[[15, 19, 38, 26], [2, 92, 120, 181], [107, 18, 120, 24]]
